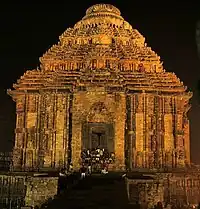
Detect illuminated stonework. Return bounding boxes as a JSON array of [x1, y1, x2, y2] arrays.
[[8, 4, 192, 171]]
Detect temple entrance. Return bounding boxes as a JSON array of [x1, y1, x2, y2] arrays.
[[91, 128, 106, 150], [81, 122, 115, 172], [82, 122, 114, 152]]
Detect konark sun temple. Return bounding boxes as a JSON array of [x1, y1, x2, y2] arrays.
[[1, 3, 200, 208]]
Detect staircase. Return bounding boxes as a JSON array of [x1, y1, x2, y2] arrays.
[[41, 173, 132, 209]]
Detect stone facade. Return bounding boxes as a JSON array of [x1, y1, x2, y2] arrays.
[[8, 4, 192, 172], [126, 176, 164, 208], [71, 89, 126, 170], [0, 174, 26, 207], [0, 174, 58, 208], [126, 169, 200, 207]]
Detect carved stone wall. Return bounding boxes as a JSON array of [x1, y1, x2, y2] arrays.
[[12, 93, 70, 171], [0, 174, 26, 207], [163, 171, 200, 205], [71, 87, 126, 170], [0, 174, 58, 208], [183, 119, 190, 164], [126, 171, 200, 208], [11, 90, 190, 171], [126, 177, 164, 208], [126, 94, 191, 170], [13, 95, 26, 170]]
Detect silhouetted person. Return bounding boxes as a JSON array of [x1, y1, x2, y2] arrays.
[[88, 163, 92, 175], [80, 165, 87, 179]]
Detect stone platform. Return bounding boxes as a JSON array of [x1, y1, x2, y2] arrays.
[[126, 168, 200, 208], [1, 169, 200, 208], [0, 171, 59, 208]]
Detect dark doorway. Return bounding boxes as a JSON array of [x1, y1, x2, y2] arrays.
[[91, 127, 106, 149], [82, 122, 114, 152], [91, 131, 104, 149]]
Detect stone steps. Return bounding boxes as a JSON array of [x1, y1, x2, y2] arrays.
[[42, 173, 132, 209]]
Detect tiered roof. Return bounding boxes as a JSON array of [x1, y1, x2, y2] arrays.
[[8, 4, 191, 96]]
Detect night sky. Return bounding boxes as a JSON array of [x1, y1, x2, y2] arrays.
[[0, 2, 200, 163]]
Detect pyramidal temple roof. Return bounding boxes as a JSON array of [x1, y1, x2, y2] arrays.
[[40, 3, 162, 72], [8, 4, 192, 96]]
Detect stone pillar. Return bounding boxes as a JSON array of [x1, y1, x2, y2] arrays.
[[71, 93, 82, 170], [176, 113, 184, 167], [71, 123, 81, 170], [126, 95, 134, 170], [164, 113, 174, 167], [131, 95, 137, 169], [183, 96, 191, 166], [26, 111, 37, 169], [15, 94, 39, 171], [42, 94, 51, 169], [147, 96, 154, 169], [13, 96, 25, 170], [143, 95, 148, 168], [184, 119, 190, 165], [174, 96, 185, 167], [135, 94, 144, 168], [53, 94, 66, 169], [114, 93, 126, 170], [13, 96, 26, 170]]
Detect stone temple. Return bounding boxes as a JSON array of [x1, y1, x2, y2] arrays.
[[8, 4, 192, 172]]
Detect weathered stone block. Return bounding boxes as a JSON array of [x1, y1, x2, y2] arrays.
[[25, 176, 58, 208]]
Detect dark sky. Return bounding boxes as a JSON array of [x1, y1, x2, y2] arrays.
[[0, 2, 200, 163]]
